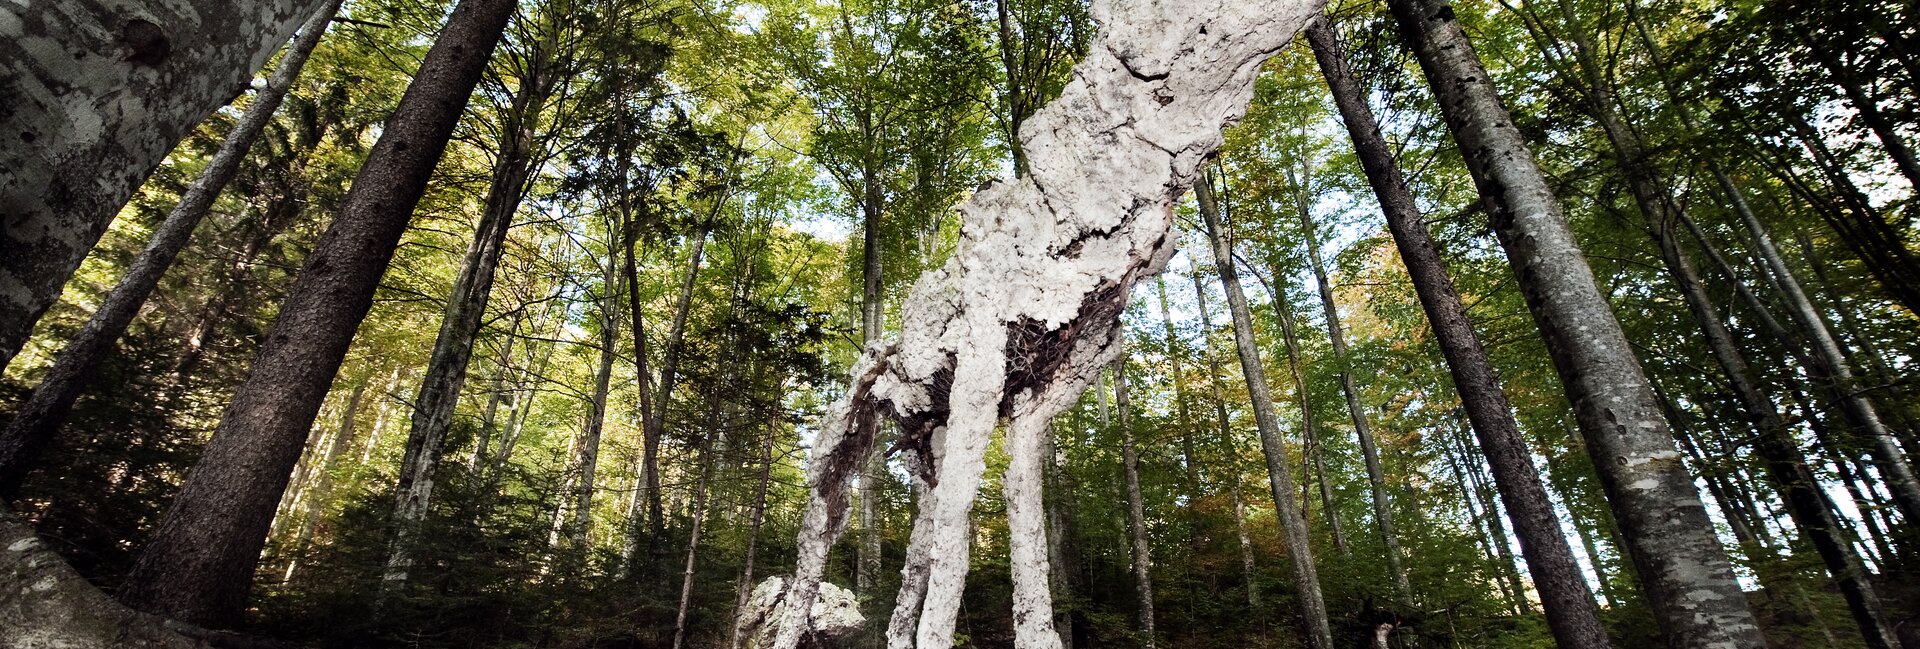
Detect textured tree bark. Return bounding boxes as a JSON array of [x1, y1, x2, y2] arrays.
[[1294, 185, 1410, 601], [0, 0, 332, 372], [1114, 359, 1158, 648], [385, 49, 552, 582], [115, 0, 519, 627], [1542, 5, 1901, 640], [756, 2, 1323, 646], [1, 511, 212, 648], [1302, 18, 1607, 647], [0, 0, 340, 498], [1197, 178, 1335, 649], [1385, 0, 1766, 644]]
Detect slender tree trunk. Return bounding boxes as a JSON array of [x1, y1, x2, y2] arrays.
[[569, 251, 623, 549], [1304, 18, 1608, 646], [857, 167, 888, 600], [1264, 265, 1351, 556], [1197, 174, 1335, 649], [1386, 0, 1766, 644], [672, 400, 724, 649], [1292, 168, 1412, 604], [0, 0, 336, 372], [116, 0, 517, 627], [624, 229, 707, 562], [385, 55, 550, 583], [0, 1, 340, 496], [728, 429, 777, 649], [1114, 359, 1158, 648], [1440, 432, 1522, 614], [1742, 210, 1920, 525]]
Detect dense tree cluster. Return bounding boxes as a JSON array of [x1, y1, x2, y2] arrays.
[[2, 0, 1917, 646]]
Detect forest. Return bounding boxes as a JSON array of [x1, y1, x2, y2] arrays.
[[2, 0, 1918, 646]]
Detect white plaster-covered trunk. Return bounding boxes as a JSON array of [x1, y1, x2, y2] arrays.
[[0, 0, 331, 372], [756, 1, 1323, 647]]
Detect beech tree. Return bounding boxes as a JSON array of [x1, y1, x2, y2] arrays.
[[0, 0, 332, 372]]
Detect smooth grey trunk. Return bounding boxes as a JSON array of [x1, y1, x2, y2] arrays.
[[1114, 359, 1157, 648], [0, 0, 333, 373], [1197, 175, 1335, 649], [1384, 0, 1766, 644], [0, 0, 340, 496], [1293, 180, 1411, 603], [568, 251, 623, 548], [116, 0, 519, 627], [1302, 18, 1607, 647]]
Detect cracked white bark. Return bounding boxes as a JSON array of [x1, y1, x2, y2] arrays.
[[756, 1, 1321, 646], [0, 0, 330, 372]]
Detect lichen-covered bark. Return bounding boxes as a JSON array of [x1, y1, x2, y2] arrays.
[[1384, 0, 1765, 645], [1, 510, 208, 648], [0, 0, 330, 372], [758, 1, 1322, 646], [0, 0, 340, 498]]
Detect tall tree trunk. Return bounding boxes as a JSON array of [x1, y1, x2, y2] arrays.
[[1543, 6, 1904, 641], [385, 50, 550, 583], [857, 167, 887, 600], [671, 400, 724, 649], [623, 229, 708, 563], [0, 0, 334, 372], [728, 425, 778, 649], [1041, 423, 1080, 648], [1303, 18, 1607, 647], [1114, 358, 1157, 648], [1292, 169, 1412, 604], [1188, 263, 1266, 613], [0, 0, 341, 497], [1197, 175, 1336, 649], [568, 250, 623, 549], [116, 0, 518, 628], [1262, 261, 1351, 556], [1385, 0, 1766, 644]]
